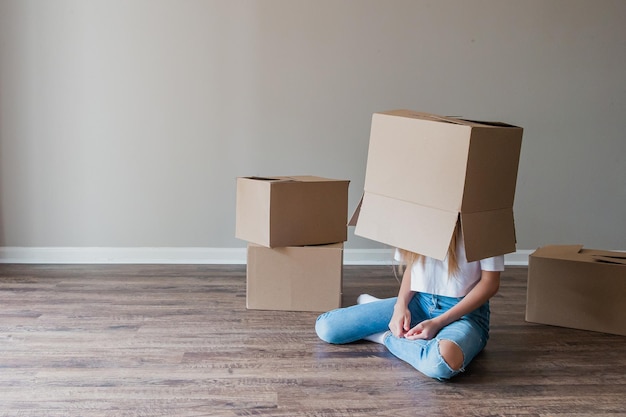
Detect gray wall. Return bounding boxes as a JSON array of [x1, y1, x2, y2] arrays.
[[1, 0, 625, 255]]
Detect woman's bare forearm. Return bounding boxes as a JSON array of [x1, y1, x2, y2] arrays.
[[434, 270, 501, 328]]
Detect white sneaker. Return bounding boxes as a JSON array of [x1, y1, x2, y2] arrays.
[[356, 294, 380, 305]]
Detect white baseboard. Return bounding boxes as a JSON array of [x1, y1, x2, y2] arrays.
[[0, 247, 531, 266]]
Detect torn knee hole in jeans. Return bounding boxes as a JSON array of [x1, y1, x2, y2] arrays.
[[438, 339, 465, 371]]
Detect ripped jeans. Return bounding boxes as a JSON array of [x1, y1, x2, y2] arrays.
[[315, 292, 490, 380]]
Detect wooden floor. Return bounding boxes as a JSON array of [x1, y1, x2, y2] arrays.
[[0, 264, 624, 417]]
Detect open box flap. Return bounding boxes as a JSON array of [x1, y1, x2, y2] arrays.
[[354, 192, 457, 261], [460, 208, 517, 261], [531, 245, 626, 265], [243, 175, 349, 184], [531, 245, 585, 259], [352, 193, 516, 261], [377, 110, 520, 129], [286, 175, 349, 183], [347, 195, 363, 227], [591, 254, 626, 265], [242, 176, 295, 183]]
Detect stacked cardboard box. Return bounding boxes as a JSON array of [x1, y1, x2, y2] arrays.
[[236, 176, 350, 312]]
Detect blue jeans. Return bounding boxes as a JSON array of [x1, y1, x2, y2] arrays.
[[315, 292, 490, 380]]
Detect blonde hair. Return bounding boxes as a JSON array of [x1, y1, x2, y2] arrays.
[[396, 219, 461, 278]]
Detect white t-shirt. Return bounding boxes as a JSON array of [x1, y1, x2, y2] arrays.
[[394, 235, 505, 298]]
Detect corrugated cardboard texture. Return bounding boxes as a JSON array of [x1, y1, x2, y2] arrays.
[[236, 176, 349, 247], [526, 245, 626, 336], [246, 243, 343, 312]]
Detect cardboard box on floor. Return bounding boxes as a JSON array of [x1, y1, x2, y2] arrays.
[[350, 110, 523, 261], [526, 245, 626, 336], [246, 243, 343, 312], [236, 176, 350, 248]]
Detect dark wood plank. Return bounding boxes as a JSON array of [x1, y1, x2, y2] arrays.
[[0, 264, 624, 416]]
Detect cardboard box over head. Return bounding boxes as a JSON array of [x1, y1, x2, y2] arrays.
[[351, 110, 523, 262], [246, 243, 343, 312], [526, 245, 626, 336], [236, 176, 350, 248]]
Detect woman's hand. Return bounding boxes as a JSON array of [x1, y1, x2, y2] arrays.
[[389, 314, 444, 340], [388, 304, 412, 338], [404, 318, 444, 340]]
